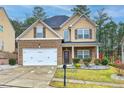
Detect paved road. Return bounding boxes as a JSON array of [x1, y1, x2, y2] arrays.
[[0, 66, 56, 88]]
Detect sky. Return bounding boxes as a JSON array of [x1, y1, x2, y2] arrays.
[[1, 5, 124, 23]]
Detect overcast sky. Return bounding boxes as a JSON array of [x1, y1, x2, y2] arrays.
[[1, 5, 124, 23]]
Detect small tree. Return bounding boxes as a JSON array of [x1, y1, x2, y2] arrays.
[[83, 58, 92, 67], [71, 5, 91, 17]]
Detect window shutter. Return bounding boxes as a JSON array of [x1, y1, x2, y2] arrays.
[[43, 27, 46, 38], [75, 29, 77, 39], [90, 29, 92, 39], [34, 27, 36, 38]]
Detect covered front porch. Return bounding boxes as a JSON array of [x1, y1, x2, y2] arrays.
[[62, 42, 99, 64]]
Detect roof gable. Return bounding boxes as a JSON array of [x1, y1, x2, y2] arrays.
[[16, 19, 63, 40], [60, 13, 97, 28]]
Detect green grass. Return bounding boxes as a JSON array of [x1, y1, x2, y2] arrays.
[[49, 81, 112, 88], [54, 67, 124, 83]]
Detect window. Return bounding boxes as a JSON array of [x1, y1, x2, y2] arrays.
[[64, 29, 70, 41], [76, 29, 90, 39], [77, 29, 83, 39], [0, 25, 3, 32], [84, 29, 90, 39], [77, 50, 83, 59], [84, 50, 90, 58], [77, 50, 90, 59], [36, 26, 43, 38]]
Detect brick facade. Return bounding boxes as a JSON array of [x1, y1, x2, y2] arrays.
[[18, 40, 62, 65]]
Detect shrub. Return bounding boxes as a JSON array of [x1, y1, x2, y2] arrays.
[[101, 58, 109, 65], [72, 58, 80, 64], [108, 63, 116, 67], [74, 63, 81, 68], [83, 58, 92, 67], [94, 59, 101, 65], [114, 59, 122, 65], [9, 58, 16, 65]]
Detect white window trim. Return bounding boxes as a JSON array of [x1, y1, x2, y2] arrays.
[[77, 28, 90, 39], [64, 29, 70, 41], [77, 50, 90, 59], [36, 26, 43, 38]]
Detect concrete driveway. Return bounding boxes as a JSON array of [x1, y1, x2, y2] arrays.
[[0, 66, 56, 88]]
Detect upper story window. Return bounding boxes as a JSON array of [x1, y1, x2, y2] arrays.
[[77, 50, 90, 59], [64, 29, 70, 41], [35, 26, 43, 38], [84, 29, 90, 38], [76, 28, 91, 39], [0, 25, 3, 32]]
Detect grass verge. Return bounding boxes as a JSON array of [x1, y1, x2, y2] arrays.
[[54, 67, 124, 83], [49, 81, 112, 88]]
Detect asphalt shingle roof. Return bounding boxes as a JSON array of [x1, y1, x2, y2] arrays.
[[44, 15, 69, 29]]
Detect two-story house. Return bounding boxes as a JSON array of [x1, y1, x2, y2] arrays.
[[16, 13, 99, 65], [0, 7, 15, 53]]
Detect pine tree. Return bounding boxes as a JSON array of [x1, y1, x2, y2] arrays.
[[71, 5, 91, 17], [33, 6, 46, 20]]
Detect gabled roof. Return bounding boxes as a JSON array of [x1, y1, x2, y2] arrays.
[[44, 15, 69, 29], [43, 13, 97, 29], [16, 19, 63, 40], [60, 12, 97, 28]]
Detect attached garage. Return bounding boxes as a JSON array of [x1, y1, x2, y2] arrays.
[[16, 20, 63, 65], [23, 48, 57, 65], [17, 40, 62, 65]]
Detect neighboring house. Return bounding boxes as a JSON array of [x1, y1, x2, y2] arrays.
[[16, 13, 99, 65], [0, 7, 15, 53]]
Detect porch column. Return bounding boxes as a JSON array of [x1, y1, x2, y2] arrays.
[[96, 45, 99, 59], [72, 46, 74, 59]]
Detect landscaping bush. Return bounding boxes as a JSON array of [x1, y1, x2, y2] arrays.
[[74, 63, 81, 68], [72, 58, 80, 64], [114, 59, 122, 65], [94, 59, 101, 65], [101, 58, 109, 65], [83, 58, 92, 67], [9, 58, 16, 65], [108, 63, 116, 67]]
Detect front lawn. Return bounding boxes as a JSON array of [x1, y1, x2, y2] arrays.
[[49, 81, 112, 88], [54, 67, 124, 83]]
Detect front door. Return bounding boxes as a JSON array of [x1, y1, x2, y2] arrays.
[[64, 51, 69, 64]]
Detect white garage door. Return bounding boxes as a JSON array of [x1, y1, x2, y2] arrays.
[[23, 48, 57, 65]]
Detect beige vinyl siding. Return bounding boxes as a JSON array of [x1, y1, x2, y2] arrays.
[[22, 23, 59, 38], [55, 14, 96, 42], [0, 8, 15, 53]]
